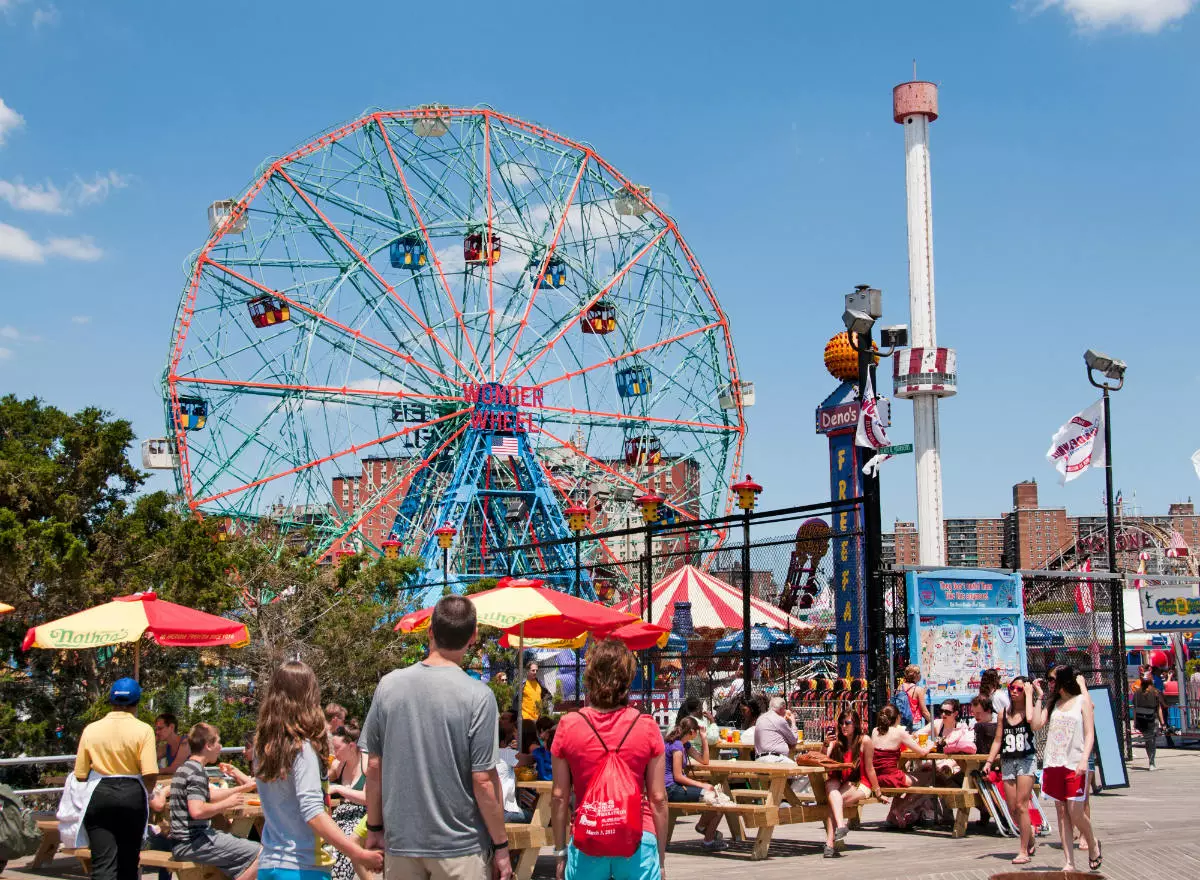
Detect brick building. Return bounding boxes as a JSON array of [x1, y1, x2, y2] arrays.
[[884, 480, 1200, 571]]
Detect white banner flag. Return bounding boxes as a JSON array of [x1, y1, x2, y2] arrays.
[[855, 374, 890, 450], [1046, 399, 1106, 485], [1192, 448, 1200, 481], [856, 374, 893, 475]]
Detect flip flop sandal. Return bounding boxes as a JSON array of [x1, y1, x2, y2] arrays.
[[1089, 840, 1103, 871], [1010, 855, 1031, 865]]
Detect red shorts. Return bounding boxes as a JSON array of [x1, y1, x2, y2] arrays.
[[1042, 766, 1087, 801]]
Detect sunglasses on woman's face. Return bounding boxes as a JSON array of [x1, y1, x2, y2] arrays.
[[840, 719, 855, 726], [940, 708, 955, 715]]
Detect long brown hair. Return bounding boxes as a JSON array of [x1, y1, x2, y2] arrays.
[[255, 660, 329, 782], [584, 638, 636, 709], [829, 710, 863, 763]]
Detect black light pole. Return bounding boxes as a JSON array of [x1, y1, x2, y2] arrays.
[[732, 475, 763, 700], [434, 523, 456, 593], [845, 286, 906, 717], [565, 503, 590, 703], [1085, 348, 1128, 757], [635, 492, 664, 709]]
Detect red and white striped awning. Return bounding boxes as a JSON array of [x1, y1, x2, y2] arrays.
[[612, 564, 823, 642]]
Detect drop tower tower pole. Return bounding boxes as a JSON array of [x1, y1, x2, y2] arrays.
[[893, 80, 957, 567]]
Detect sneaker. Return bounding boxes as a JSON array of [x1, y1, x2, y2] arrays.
[[702, 837, 730, 852], [823, 845, 841, 858], [1148, 763, 1158, 772], [834, 823, 850, 841]]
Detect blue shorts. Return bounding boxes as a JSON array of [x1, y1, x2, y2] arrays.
[[259, 869, 330, 880], [567, 831, 660, 880], [1001, 753, 1038, 780]]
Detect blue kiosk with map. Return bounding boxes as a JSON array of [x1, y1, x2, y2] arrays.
[[906, 569, 1026, 703]]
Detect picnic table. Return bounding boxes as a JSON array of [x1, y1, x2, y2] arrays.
[[886, 751, 990, 837], [712, 739, 825, 759], [511, 780, 552, 880], [680, 759, 847, 860]]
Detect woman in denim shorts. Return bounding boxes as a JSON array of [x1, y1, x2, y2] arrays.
[[983, 677, 1038, 865]]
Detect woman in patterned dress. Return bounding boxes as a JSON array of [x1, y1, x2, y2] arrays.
[[326, 723, 367, 880]]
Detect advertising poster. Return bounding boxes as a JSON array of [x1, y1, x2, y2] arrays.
[[906, 569, 1025, 702], [828, 430, 866, 678], [1139, 584, 1200, 632]]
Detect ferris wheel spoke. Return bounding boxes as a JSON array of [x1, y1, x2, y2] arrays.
[[204, 258, 459, 387], [174, 376, 460, 406], [537, 406, 737, 433], [531, 319, 723, 393], [485, 114, 496, 381], [536, 426, 695, 522], [273, 166, 478, 380], [499, 154, 589, 382], [192, 409, 467, 507], [325, 422, 468, 559], [370, 115, 487, 381], [509, 228, 669, 385]]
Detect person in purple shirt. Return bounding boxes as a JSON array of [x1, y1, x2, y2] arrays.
[[663, 718, 726, 851]]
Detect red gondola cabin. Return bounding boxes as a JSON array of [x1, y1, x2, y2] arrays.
[[581, 300, 617, 334], [464, 229, 501, 265], [247, 296, 290, 328]]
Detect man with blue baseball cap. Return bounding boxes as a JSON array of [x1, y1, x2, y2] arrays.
[[73, 678, 159, 880]]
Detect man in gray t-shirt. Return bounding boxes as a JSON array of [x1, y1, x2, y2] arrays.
[[362, 595, 511, 880]]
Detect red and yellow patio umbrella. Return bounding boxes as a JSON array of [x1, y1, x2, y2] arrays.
[[22, 591, 250, 678], [396, 576, 633, 641], [0, 602, 14, 616]]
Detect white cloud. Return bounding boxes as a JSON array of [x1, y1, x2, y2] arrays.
[[0, 325, 18, 339], [0, 179, 66, 213], [74, 170, 130, 206], [70, 314, 91, 324], [1036, 0, 1197, 32], [0, 98, 23, 146], [0, 347, 12, 361], [0, 171, 129, 214], [45, 236, 102, 260], [32, 3, 57, 27], [0, 222, 103, 262]]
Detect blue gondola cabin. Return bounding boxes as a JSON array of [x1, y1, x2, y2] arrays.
[[623, 435, 663, 466], [534, 257, 568, 289], [176, 396, 208, 431], [582, 300, 617, 334], [464, 230, 501, 265], [247, 296, 290, 328], [389, 234, 428, 270], [615, 365, 652, 398]]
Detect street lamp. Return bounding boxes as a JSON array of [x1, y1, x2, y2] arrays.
[[634, 492, 664, 708], [1085, 348, 1127, 755], [842, 285, 904, 716], [732, 474, 762, 700], [565, 501, 591, 702], [433, 523, 456, 593], [381, 538, 401, 560]]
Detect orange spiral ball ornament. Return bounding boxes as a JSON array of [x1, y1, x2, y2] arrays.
[[823, 332, 878, 382]]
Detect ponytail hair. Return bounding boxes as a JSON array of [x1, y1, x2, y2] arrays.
[[874, 704, 899, 735], [665, 716, 700, 745]]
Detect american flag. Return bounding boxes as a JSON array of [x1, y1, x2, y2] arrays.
[[490, 435, 519, 457]]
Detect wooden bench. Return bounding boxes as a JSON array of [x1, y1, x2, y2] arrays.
[[878, 786, 979, 836], [31, 818, 61, 869], [505, 822, 549, 880], [62, 848, 225, 880]]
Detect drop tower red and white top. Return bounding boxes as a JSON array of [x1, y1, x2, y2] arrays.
[[893, 80, 956, 566]]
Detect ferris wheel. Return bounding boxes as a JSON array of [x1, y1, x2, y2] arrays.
[[154, 105, 748, 597]]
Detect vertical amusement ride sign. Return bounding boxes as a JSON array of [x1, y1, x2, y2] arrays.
[[906, 569, 1026, 702]]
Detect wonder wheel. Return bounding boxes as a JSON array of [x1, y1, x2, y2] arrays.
[[156, 106, 748, 598]]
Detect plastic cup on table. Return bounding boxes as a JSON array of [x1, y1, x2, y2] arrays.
[[918, 732, 929, 747]]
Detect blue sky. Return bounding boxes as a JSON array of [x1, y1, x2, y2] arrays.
[[1, 0, 1198, 528]]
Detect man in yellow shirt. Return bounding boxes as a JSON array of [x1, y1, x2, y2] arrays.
[[74, 678, 159, 880], [511, 661, 548, 722]]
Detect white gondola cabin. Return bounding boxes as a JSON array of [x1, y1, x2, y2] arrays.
[[615, 184, 651, 217], [208, 200, 248, 236], [718, 381, 756, 409], [414, 104, 451, 137], [141, 438, 179, 470]]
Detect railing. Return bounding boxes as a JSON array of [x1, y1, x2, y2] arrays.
[[3, 748, 246, 798]]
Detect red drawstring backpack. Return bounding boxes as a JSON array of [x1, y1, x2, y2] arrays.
[[571, 709, 645, 858]]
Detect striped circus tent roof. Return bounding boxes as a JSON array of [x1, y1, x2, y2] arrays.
[[612, 564, 823, 642]]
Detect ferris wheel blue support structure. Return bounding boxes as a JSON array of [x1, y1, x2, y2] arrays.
[[396, 383, 595, 604]]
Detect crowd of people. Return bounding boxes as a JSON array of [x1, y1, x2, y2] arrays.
[[63, 597, 1127, 880]]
